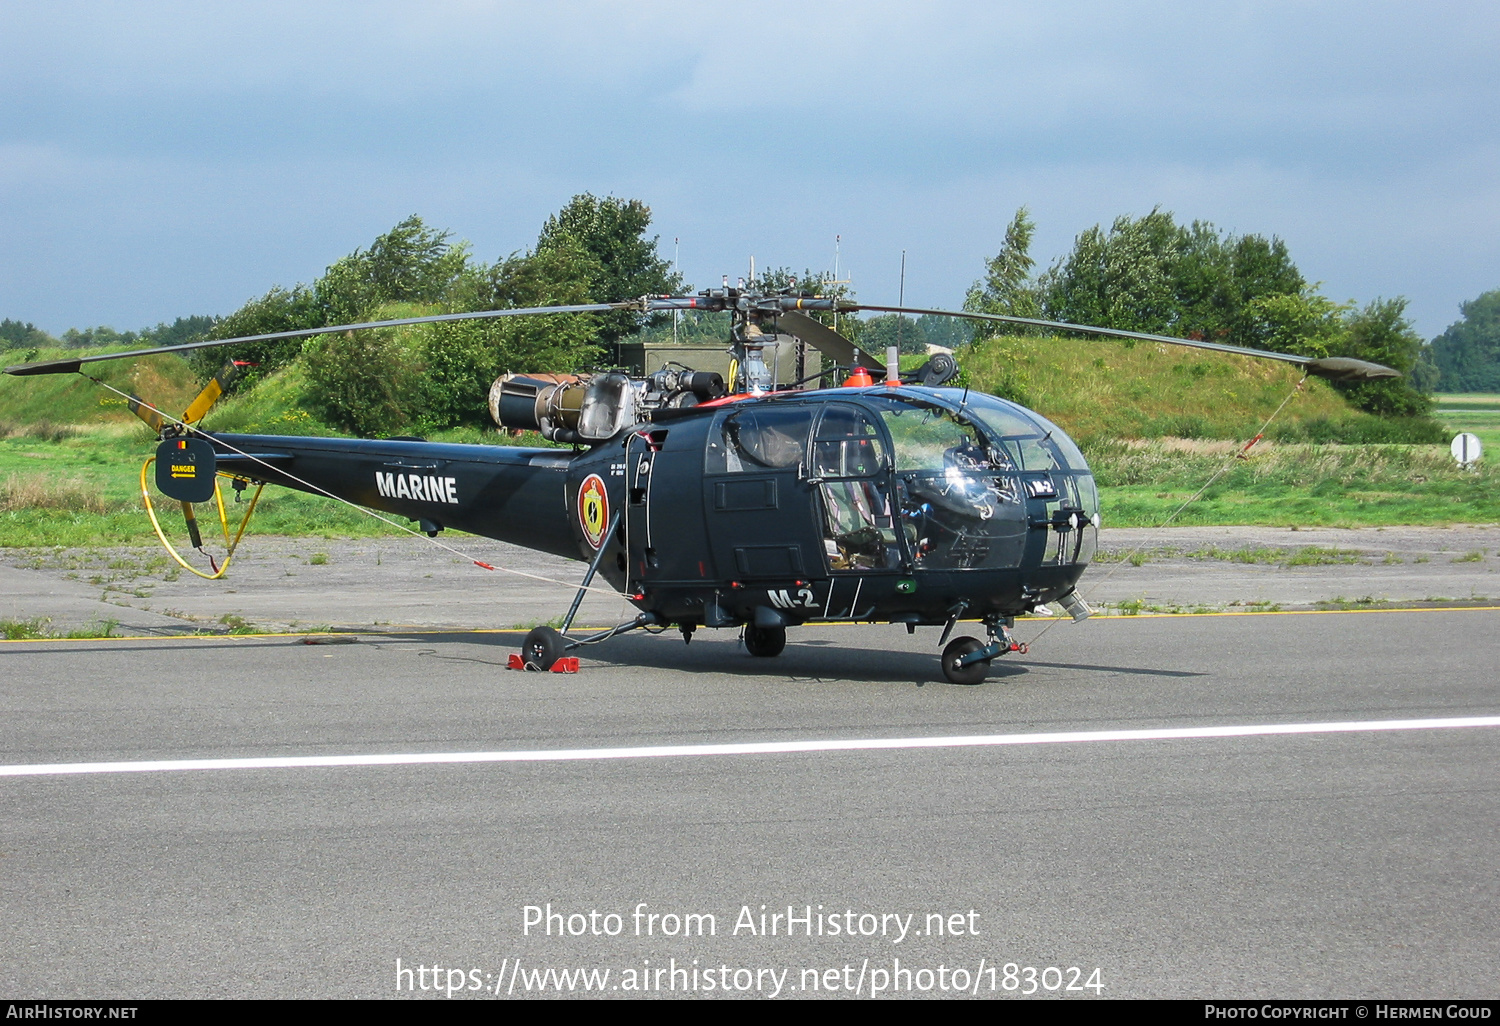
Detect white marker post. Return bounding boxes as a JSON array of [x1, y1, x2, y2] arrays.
[[1451, 432, 1483, 468]]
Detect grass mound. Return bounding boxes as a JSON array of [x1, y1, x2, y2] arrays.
[[960, 334, 1444, 443]]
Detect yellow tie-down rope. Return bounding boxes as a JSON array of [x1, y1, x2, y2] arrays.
[[140, 456, 265, 580]]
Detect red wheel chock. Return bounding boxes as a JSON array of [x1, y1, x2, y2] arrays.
[[507, 654, 580, 673]]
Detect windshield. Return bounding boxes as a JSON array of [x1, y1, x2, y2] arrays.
[[868, 392, 1098, 569]]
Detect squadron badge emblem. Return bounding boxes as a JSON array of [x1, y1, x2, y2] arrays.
[[578, 474, 609, 550]]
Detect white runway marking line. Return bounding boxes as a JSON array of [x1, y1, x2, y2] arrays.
[[4, 716, 1500, 779]]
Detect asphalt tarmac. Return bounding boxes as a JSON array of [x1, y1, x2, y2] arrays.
[[2, 524, 1497, 636], [2, 597, 1497, 998]]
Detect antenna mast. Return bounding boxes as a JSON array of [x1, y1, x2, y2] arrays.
[[896, 250, 906, 354]]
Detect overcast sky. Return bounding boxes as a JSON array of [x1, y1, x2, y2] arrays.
[[3, 1, 1496, 340]]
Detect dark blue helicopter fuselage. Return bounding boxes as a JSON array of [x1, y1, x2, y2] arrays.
[[208, 386, 1097, 631]]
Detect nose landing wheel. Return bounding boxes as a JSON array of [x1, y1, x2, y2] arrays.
[[939, 620, 1024, 685], [941, 636, 989, 685]]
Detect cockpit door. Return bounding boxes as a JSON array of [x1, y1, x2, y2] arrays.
[[808, 404, 906, 574], [703, 405, 821, 580]]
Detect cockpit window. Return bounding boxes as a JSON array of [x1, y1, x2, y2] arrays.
[[1028, 410, 1089, 471], [1008, 437, 1057, 472], [812, 405, 887, 478], [960, 395, 1088, 472], [956, 400, 1037, 440], [874, 402, 1017, 472], [708, 406, 814, 473]]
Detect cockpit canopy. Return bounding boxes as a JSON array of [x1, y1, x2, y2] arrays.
[[704, 387, 1098, 571]]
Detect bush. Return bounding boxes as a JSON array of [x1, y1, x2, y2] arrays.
[[301, 325, 437, 437], [1268, 416, 1447, 445]]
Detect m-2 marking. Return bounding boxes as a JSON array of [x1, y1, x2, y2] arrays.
[[767, 587, 818, 610]]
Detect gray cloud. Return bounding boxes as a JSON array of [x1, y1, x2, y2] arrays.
[[2, 1, 1495, 338]]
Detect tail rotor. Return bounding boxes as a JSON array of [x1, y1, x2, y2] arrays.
[[134, 360, 264, 580]]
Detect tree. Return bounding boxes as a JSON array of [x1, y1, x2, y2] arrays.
[[1239, 292, 1348, 359], [198, 216, 468, 381], [61, 325, 139, 349], [1172, 225, 1305, 345], [139, 315, 218, 348], [966, 207, 1041, 323], [1040, 208, 1180, 335], [420, 238, 604, 429], [303, 238, 606, 437], [1429, 288, 1500, 392], [860, 315, 928, 355], [301, 323, 436, 438], [316, 215, 469, 325], [1035, 208, 1310, 350], [0, 319, 55, 349], [194, 284, 324, 379], [916, 314, 972, 350], [1331, 298, 1433, 417], [1410, 346, 1441, 394], [536, 194, 684, 356]]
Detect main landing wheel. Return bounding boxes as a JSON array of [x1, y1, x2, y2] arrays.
[[744, 624, 787, 658], [522, 625, 567, 670], [941, 636, 989, 685]]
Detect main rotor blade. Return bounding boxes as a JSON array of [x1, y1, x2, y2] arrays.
[[847, 304, 1401, 381], [777, 311, 882, 370], [3, 302, 630, 377]]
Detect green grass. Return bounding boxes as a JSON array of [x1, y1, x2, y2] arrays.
[[1100, 545, 1378, 567], [1432, 393, 1500, 454], [0, 617, 120, 640], [0, 422, 415, 546], [1107, 598, 1219, 616], [1087, 439, 1500, 527]]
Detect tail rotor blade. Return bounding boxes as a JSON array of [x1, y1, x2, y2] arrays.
[[182, 359, 248, 426], [127, 396, 167, 433]]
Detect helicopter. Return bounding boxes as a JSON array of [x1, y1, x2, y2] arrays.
[[4, 286, 1398, 684]]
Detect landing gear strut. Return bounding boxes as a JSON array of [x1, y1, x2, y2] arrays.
[[516, 612, 661, 672]]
